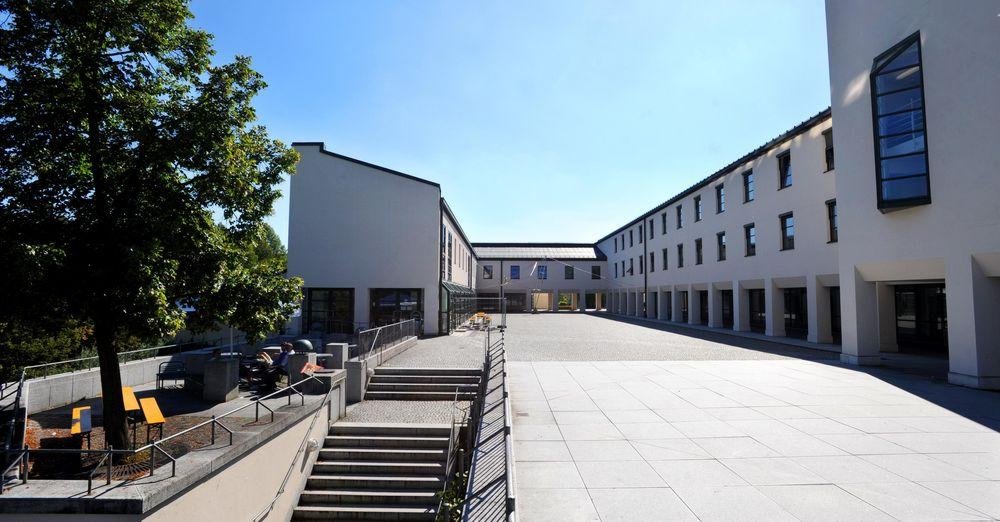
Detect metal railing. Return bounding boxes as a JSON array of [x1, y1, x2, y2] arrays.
[[0, 375, 325, 496], [354, 319, 417, 363], [436, 388, 467, 519]]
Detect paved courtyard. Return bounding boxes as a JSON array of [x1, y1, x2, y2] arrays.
[[506, 314, 1000, 521]]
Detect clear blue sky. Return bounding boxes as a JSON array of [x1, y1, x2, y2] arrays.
[[189, 0, 830, 245]]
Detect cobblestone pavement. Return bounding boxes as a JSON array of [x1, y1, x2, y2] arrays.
[[343, 400, 472, 424], [503, 313, 840, 361], [382, 328, 488, 368]]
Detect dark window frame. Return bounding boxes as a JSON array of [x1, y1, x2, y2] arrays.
[[744, 223, 756, 257], [648, 218, 654, 239], [591, 265, 601, 280], [483, 265, 493, 279], [742, 169, 755, 202], [639, 224, 643, 244], [870, 31, 932, 211], [826, 199, 839, 243], [717, 231, 726, 261], [694, 195, 703, 222], [779, 212, 795, 251], [777, 151, 792, 189], [564, 265, 575, 280], [661, 212, 667, 235], [661, 247, 668, 271], [695, 238, 703, 265], [676, 205, 683, 229], [677, 244, 684, 268], [649, 251, 655, 272], [715, 184, 726, 213], [823, 128, 835, 172], [537, 265, 547, 280], [510, 265, 520, 280]]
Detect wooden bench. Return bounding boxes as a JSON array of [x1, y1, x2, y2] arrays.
[[139, 397, 165, 444], [70, 406, 92, 449]]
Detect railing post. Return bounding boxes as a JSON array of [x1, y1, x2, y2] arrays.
[[106, 446, 113, 485], [211, 416, 216, 445]]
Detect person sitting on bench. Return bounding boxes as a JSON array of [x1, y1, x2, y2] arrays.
[[261, 342, 294, 389]]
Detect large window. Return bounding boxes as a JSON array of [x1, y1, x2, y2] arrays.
[[649, 251, 655, 272], [614, 237, 618, 253], [717, 231, 726, 261], [371, 288, 422, 327], [639, 255, 644, 274], [676, 205, 683, 229], [661, 212, 667, 235], [591, 265, 601, 280], [871, 32, 930, 209], [694, 196, 703, 222], [742, 170, 755, 202], [661, 247, 668, 270], [537, 265, 547, 279], [716, 184, 726, 213], [629, 229, 634, 247], [614, 264, 618, 278], [304, 288, 355, 334], [565, 265, 574, 279], [639, 224, 644, 244], [780, 212, 795, 250], [823, 129, 834, 171], [629, 258, 634, 276], [744, 223, 756, 256], [827, 199, 838, 243], [694, 238, 703, 265], [778, 151, 792, 189], [677, 244, 684, 268], [510, 265, 520, 280], [483, 265, 493, 279], [648, 218, 654, 239]]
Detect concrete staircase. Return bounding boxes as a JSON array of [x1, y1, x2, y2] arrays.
[[292, 423, 452, 520], [364, 368, 481, 401]]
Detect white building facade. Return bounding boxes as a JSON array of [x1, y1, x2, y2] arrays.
[[473, 244, 608, 312]]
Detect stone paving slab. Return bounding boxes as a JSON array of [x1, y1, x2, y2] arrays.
[[342, 399, 471, 424]]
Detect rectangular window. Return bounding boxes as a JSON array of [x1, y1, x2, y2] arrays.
[[639, 224, 643, 244], [649, 251, 655, 272], [661, 248, 668, 270], [742, 170, 755, 202], [648, 218, 654, 239], [717, 231, 727, 261], [614, 264, 618, 278], [510, 265, 520, 280], [639, 255, 644, 275], [823, 129, 834, 171], [780, 212, 795, 250], [591, 265, 600, 280], [614, 237, 618, 253], [629, 229, 634, 247], [483, 265, 493, 279], [744, 223, 756, 256], [872, 32, 930, 210], [447, 232, 453, 281], [537, 265, 547, 279], [827, 199, 838, 243], [716, 184, 726, 213], [695, 238, 703, 265], [621, 233, 625, 249], [629, 258, 634, 276], [677, 244, 684, 268], [661, 212, 667, 235], [565, 265, 574, 280], [778, 151, 792, 189], [694, 196, 703, 222], [676, 205, 683, 229]]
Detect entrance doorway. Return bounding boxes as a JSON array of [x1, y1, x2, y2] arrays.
[[830, 286, 842, 344], [895, 284, 948, 356], [303, 288, 355, 335], [505, 293, 526, 312], [748, 289, 765, 333], [783, 288, 808, 339], [721, 290, 734, 328]]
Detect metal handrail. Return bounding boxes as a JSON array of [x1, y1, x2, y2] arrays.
[[87, 448, 113, 495], [437, 387, 464, 518], [355, 319, 416, 362]]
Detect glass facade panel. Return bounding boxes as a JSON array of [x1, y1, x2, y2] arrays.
[[877, 87, 922, 115], [880, 154, 927, 179], [880, 131, 925, 157]]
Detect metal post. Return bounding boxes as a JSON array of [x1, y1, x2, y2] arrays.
[[211, 416, 216, 445], [106, 446, 112, 485]]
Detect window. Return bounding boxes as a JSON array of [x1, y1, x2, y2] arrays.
[[639, 224, 644, 244], [677, 244, 684, 268], [778, 151, 792, 189], [621, 260, 625, 277], [827, 199, 838, 243], [591, 265, 600, 280], [639, 255, 644, 275], [823, 129, 834, 171], [694, 196, 703, 222], [780, 212, 795, 250], [661, 248, 668, 270], [629, 229, 634, 247], [676, 205, 683, 229], [446, 232, 453, 281], [614, 237, 618, 253], [716, 184, 726, 213], [614, 264, 618, 278], [510, 265, 520, 280], [537, 265, 547, 279], [621, 233, 625, 249], [871, 32, 930, 210], [695, 238, 703, 265], [629, 258, 634, 275], [742, 170, 755, 202], [649, 251, 655, 272], [483, 265, 493, 279], [717, 232, 726, 261], [661, 212, 667, 235], [565, 265, 574, 280], [744, 223, 756, 256], [648, 218, 654, 239]]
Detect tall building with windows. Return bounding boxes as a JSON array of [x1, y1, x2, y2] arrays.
[[287, 0, 998, 388]]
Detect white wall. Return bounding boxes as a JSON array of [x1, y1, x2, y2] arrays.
[[476, 259, 608, 302], [826, 0, 1000, 387], [442, 207, 477, 291], [288, 145, 443, 334]]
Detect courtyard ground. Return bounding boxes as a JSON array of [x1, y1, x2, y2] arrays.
[[500, 313, 1000, 521]]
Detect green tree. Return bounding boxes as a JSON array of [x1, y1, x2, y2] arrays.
[[0, 0, 302, 449]]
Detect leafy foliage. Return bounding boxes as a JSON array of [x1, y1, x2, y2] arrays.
[[0, 0, 302, 446]]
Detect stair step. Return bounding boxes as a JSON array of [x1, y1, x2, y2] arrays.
[[329, 423, 452, 437], [366, 383, 479, 393], [324, 435, 450, 448], [319, 447, 446, 462], [298, 489, 438, 505], [369, 375, 480, 384], [374, 367, 481, 377], [364, 391, 476, 401], [292, 504, 436, 521], [312, 461, 445, 476], [306, 474, 445, 490]]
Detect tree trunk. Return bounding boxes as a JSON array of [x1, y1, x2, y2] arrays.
[[95, 317, 129, 450]]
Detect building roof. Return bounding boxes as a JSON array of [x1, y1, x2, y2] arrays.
[[291, 142, 441, 188], [472, 243, 607, 261], [595, 107, 832, 243]]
